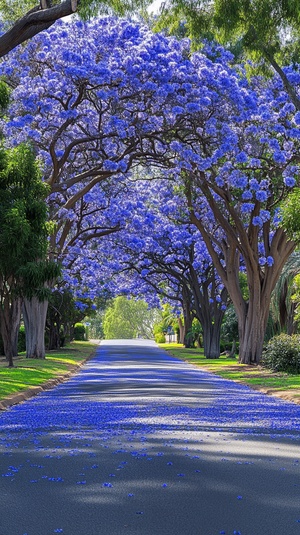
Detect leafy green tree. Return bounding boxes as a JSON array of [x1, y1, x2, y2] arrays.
[[103, 296, 160, 339], [46, 289, 96, 349], [155, 0, 300, 109], [153, 303, 178, 343], [0, 144, 51, 365], [269, 251, 300, 335], [0, 0, 150, 58]]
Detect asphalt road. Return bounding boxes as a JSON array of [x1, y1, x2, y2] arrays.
[[1, 340, 300, 535]]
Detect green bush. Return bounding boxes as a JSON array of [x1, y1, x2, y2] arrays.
[[74, 323, 86, 341], [155, 333, 166, 344], [261, 334, 300, 374], [18, 325, 26, 352]]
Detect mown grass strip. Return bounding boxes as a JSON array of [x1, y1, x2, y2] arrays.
[[0, 341, 98, 401], [159, 343, 300, 402]]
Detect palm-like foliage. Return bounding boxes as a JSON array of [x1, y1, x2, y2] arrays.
[[269, 251, 300, 336]]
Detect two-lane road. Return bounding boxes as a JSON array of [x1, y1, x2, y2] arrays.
[[1, 340, 300, 535]]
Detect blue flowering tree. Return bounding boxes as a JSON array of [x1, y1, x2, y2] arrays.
[[0, 0, 149, 58], [168, 48, 300, 364], [93, 178, 228, 356], [0, 18, 191, 258], [0, 18, 193, 353]]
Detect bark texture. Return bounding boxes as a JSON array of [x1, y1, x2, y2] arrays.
[[23, 297, 48, 359], [0, 296, 22, 367], [186, 175, 296, 364]]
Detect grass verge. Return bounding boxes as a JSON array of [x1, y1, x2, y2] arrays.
[[159, 343, 300, 404], [0, 341, 98, 402]]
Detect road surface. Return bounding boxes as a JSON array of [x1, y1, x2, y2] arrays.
[[1, 340, 300, 535]]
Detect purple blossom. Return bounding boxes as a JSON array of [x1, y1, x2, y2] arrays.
[[255, 190, 268, 202], [284, 176, 296, 187], [252, 216, 263, 227]]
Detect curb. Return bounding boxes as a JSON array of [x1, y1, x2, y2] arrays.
[[0, 346, 99, 412]]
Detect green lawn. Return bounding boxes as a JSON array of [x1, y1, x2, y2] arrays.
[[159, 343, 300, 401], [0, 341, 98, 401]]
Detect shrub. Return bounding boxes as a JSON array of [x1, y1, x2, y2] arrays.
[[74, 323, 86, 341], [155, 333, 166, 344], [261, 334, 300, 374]]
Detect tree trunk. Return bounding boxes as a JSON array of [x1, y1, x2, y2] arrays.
[[48, 324, 60, 349], [177, 317, 185, 344], [182, 290, 194, 348], [188, 264, 227, 358], [236, 278, 269, 364], [0, 296, 21, 367], [229, 339, 237, 357], [47, 320, 61, 350], [202, 321, 222, 359], [238, 312, 266, 364], [23, 297, 48, 359]]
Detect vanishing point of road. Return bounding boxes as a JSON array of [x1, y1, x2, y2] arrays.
[[1, 340, 300, 535]]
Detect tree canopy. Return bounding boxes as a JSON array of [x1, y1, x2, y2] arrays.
[[2, 17, 300, 363], [0, 0, 149, 57], [103, 296, 160, 339], [0, 144, 51, 364], [155, 0, 300, 109]]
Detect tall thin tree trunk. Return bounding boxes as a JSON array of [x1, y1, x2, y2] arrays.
[[47, 321, 60, 350], [182, 290, 193, 348], [229, 339, 237, 357], [23, 297, 48, 359], [177, 317, 185, 344], [0, 296, 21, 367]]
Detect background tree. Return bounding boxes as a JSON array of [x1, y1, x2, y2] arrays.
[[269, 251, 300, 336], [103, 296, 160, 339], [155, 0, 300, 109], [46, 289, 99, 348]]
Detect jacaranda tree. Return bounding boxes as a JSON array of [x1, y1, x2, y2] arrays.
[[2, 19, 300, 364], [0, 0, 149, 58], [166, 46, 300, 363], [0, 18, 193, 352], [92, 178, 228, 356]]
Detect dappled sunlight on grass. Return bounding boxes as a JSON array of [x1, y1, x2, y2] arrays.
[[0, 342, 98, 400], [159, 342, 300, 402]]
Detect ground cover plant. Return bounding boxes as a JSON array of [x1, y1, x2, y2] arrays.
[[160, 343, 300, 404], [0, 341, 98, 401]]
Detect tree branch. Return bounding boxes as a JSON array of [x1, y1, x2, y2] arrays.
[[0, 0, 77, 58]]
